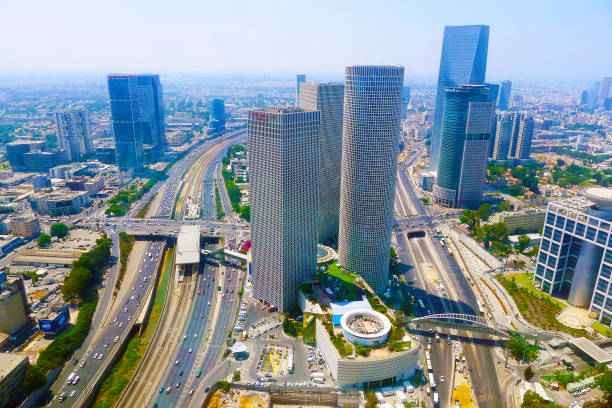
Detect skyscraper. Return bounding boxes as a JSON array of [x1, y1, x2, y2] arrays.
[[429, 25, 489, 171], [337, 65, 404, 294], [508, 112, 534, 160], [298, 82, 344, 243], [498, 80, 512, 110], [208, 98, 226, 133], [485, 82, 499, 156], [600, 77, 612, 102], [54, 109, 94, 161], [433, 85, 495, 209], [591, 81, 602, 109], [492, 113, 513, 160], [107, 74, 165, 172], [248, 107, 320, 313], [296, 74, 306, 105], [515, 114, 534, 160], [580, 90, 590, 106]]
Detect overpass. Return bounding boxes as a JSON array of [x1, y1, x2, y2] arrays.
[[405, 313, 548, 345], [202, 247, 248, 263]]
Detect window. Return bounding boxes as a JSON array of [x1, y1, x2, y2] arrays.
[[601, 264, 612, 280], [545, 268, 554, 280], [555, 216, 565, 228], [576, 222, 586, 236], [597, 279, 609, 293], [593, 293, 604, 306], [547, 255, 557, 268], [566, 219, 575, 232], [541, 239, 550, 252], [586, 227, 597, 241], [546, 213, 555, 226], [536, 264, 545, 277], [544, 226, 552, 238], [551, 242, 560, 254], [597, 231, 608, 245], [553, 229, 563, 242]]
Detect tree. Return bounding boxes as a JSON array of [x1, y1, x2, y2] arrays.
[[282, 317, 297, 337], [37, 234, 51, 247], [50, 223, 69, 237], [521, 390, 562, 408], [477, 203, 493, 220], [217, 380, 231, 393], [506, 334, 539, 362], [517, 234, 532, 253], [232, 370, 241, 382], [365, 391, 378, 408], [595, 370, 612, 406], [460, 209, 481, 233], [22, 365, 47, 393], [524, 366, 534, 381], [239, 205, 250, 222], [498, 200, 511, 212]]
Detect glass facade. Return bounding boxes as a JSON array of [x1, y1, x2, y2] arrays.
[[337, 66, 404, 294], [208, 98, 226, 133], [533, 198, 612, 325], [430, 25, 489, 172], [107, 74, 165, 172]]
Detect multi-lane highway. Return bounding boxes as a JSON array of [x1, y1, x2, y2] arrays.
[[394, 143, 503, 408], [49, 240, 165, 406]]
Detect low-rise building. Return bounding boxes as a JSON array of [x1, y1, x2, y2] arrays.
[[417, 171, 435, 192], [230, 159, 248, 182], [29, 189, 90, 215], [38, 303, 69, 335], [48, 164, 87, 180], [0, 353, 30, 408], [9, 216, 40, 238], [490, 209, 546, 234]]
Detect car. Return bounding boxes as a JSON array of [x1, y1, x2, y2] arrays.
[[184, 335, 187, 340], [93, 353, 98, 359], [189, 348, 193, 353], [98, 354, 104, 360], [175, 360, 179, 365], [166, 387, 172, 393], [194, 333, 197, 338], [197, 369, 202, 377], [204, 387, 209, 392], [189, 389, 194, 396], [70, 390, 76, 397], [440, 376, 445, 382], [176, 382, 181, 388], [159, 387, 164, 394], [59, 392, 67, 402]]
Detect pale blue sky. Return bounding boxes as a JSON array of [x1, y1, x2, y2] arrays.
[[1, 0, 610, 82]]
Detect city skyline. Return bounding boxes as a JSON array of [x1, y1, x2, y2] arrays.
[[1, 1, 610, 81]]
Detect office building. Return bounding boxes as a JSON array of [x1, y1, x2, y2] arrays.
[[32, 175, 51, 190], [9, 215, 40, 238], [580, 90, 590, 106], [0, 276, 29, 336], [492, 113, 513, 160], [296, 74, 306, 105], [108, 74, 165, 172], [430, 25, 489, 171], [0, 353, 30, 408], [256, 93, 264, 107], [532, 188, 612, 326], [299, 82, 344, 243], [29, 189, 90, 215], [485, 82, 500, 155], [591, 81, 601, 109], [248, 107, 320, 312], [604, 97, 612, 111], [498, 80, 512, 110], [5, 140, 45, 172], [491, 209, 546, 234], [433, 85, 495, 209], [54, 109, 94, 161], [337, 66, 404, 294], [600, 77, 612, 102], [208, 98, 226, 133]]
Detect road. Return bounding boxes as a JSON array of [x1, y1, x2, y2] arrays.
[[48, 240, 165, 406], [394, 144, 503, 408]]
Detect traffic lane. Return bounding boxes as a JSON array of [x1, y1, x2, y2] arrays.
[[49, 242, 163, 405], [158, 266, 216, 401], [158, 266, 236, 406], [463, 343, 503, 408], [430, 340, 453, 408]]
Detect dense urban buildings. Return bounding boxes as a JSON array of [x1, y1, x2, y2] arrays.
[[533, 188, 612, 326], [337, 65, 404, 294], [107, 74, 165, 173], [498, 80, 512, 110], [54, 109, 94, 161], [208, 98, 226, 134], [298, 82, 344, 243], [429, 24, 489, 171], [0, 353, 30, 408], [248, 106, 320, 313], [0, 276, 30, 336], [492, 113, 513, 160], [433, 85, 495, 208]]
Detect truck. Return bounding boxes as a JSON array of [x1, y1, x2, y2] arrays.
[[67, 372, 76, 384], [429, 373, 436, 390], [434, 392, 440, 407]]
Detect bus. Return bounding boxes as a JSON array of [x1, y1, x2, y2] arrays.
[[433, 392, 440, 407], [426, 359, 433, 372], [429, 373, 436, 390], [476, 299, 485, 316]]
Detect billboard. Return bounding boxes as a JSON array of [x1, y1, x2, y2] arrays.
[[38, 305, 69, 334]]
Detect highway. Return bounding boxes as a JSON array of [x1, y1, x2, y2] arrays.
[[394, 143, 503, 408], [48, 240, 165, 406]]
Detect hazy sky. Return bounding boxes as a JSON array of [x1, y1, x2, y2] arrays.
[[2, 0, 611, 82]]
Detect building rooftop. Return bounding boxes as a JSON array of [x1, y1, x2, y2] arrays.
[[581, 187, 612, 208], [569, 337, 612, 364], [176, 225, 200, 265], [0, 353, 28, 381]]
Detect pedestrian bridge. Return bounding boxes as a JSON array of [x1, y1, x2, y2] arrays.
[[406, 313, 542, 341]]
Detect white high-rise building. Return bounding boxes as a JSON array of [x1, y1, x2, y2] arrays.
[[248, 106, 320, 312], [298, 82, 344, 243], [54, 109, 94, 161], [337, 66, 404, 294]]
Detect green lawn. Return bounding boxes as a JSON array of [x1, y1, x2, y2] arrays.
[[591, 321, 612, 337], [328, 262, 356, 283]]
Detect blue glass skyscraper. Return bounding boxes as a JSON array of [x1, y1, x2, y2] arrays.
[[107, 74, 165, 172], [430, 25, 489, 172], [208, 98, 226, 134]]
